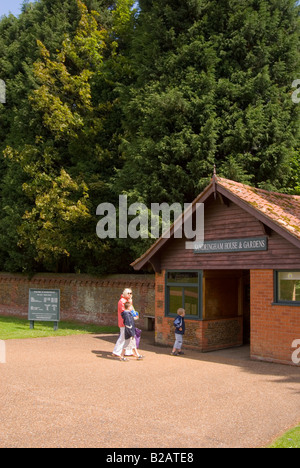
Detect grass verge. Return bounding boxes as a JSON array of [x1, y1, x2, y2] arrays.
[[0, 315, 119, 340], [268, 425, 300, 448]]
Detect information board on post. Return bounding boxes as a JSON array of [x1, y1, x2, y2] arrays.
[[28, 289, 60, 330]]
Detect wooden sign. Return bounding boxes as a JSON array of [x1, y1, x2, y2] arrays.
[[194, 236, 268, 254]]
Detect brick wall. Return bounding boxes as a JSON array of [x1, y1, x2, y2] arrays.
[[155, 271, 243, 352], [3, 269, 298, 364], [251, 270, 300, 365], [0, 273, 155, 329]]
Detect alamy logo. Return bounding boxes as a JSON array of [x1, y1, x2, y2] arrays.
[[0, 340, 6, 364], [292, 339, 300, 365], [0, 80, 6, 104], [96, 196, 204, 250], [292, 79, 300, 104]]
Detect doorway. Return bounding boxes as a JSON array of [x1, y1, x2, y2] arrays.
[[242, 271, 251, 345], [202, 269, 251, 345]]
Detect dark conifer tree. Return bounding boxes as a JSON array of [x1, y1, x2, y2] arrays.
[[0, 0, 135, 273], [117, 0, 300, 207]]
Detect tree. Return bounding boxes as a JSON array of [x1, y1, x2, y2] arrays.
[[0, 0, 299, 274], [117, 0, 300, 209], [0, 0, 135, 273], [287, 148, 300, 194]]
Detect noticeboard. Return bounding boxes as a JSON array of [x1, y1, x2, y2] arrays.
[[28, 289, 60, 324]]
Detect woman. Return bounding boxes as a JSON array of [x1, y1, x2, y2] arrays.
[[112, 288, 133, 358]]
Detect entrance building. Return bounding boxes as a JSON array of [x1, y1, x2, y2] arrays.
[[132, 175, 300, 365]]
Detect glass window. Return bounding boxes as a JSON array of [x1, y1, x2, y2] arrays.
[[169, 287, 184, 315], [166, 271, 202, 319], [276, 271, 300, 304], [184, 287, 199, 317]]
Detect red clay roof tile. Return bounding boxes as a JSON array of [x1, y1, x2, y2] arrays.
[[131, 177, 300, 269], [217, 177, 300, 240]]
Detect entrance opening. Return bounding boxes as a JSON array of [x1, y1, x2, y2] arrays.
[[242, 270, 250, 345], [203, 270, 250, 345]]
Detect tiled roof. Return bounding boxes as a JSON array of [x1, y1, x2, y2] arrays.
[[131, 176, 300, 270], [217, 177, 300, 241]]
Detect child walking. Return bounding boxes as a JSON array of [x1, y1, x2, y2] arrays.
[[171, 308, 186, 356], [120, 302, 143, 361]]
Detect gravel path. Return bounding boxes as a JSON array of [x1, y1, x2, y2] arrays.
[[1, 332, 299, 448]]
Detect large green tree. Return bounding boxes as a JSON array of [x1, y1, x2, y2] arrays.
[[117, 0, 300, 208], [0, 0, 135, 273], [0, 0, 84, 272], [0, 0, 299, 274]]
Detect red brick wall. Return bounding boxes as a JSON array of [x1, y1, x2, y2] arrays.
[[3, 270, 298, 364], [156, 269, 300, 363], [155, 271, 243, 352], [251, 270, 300, 365], [0, 273, 155, 329]]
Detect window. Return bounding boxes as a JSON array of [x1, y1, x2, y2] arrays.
[[165, 271, 202, 319], [275, 271, 300, 305]]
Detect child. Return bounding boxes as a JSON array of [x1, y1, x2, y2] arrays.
[[171, 308, 186, 356], [120, 302, 143, 361], [130, 305, 142, 349]]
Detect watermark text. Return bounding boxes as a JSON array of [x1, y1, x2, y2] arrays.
[[292, 79, 300, 104], [292, 339, 300, 365], [0, 340, 6, 364], [0, 80, 6, 104], [96, 196, 204, 250]]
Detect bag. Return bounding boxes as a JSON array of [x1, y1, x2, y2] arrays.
[[135, 328, 142, 348], [131, 308, 139, 319]]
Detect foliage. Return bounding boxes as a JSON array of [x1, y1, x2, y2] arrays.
[[0, 0, 135, 273], [116, 0, 300, 207], [0, 0, 299, 273], [287, 148, 300, 194]]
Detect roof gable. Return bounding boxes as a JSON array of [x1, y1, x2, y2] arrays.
[[132, 177, 300, 271]]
